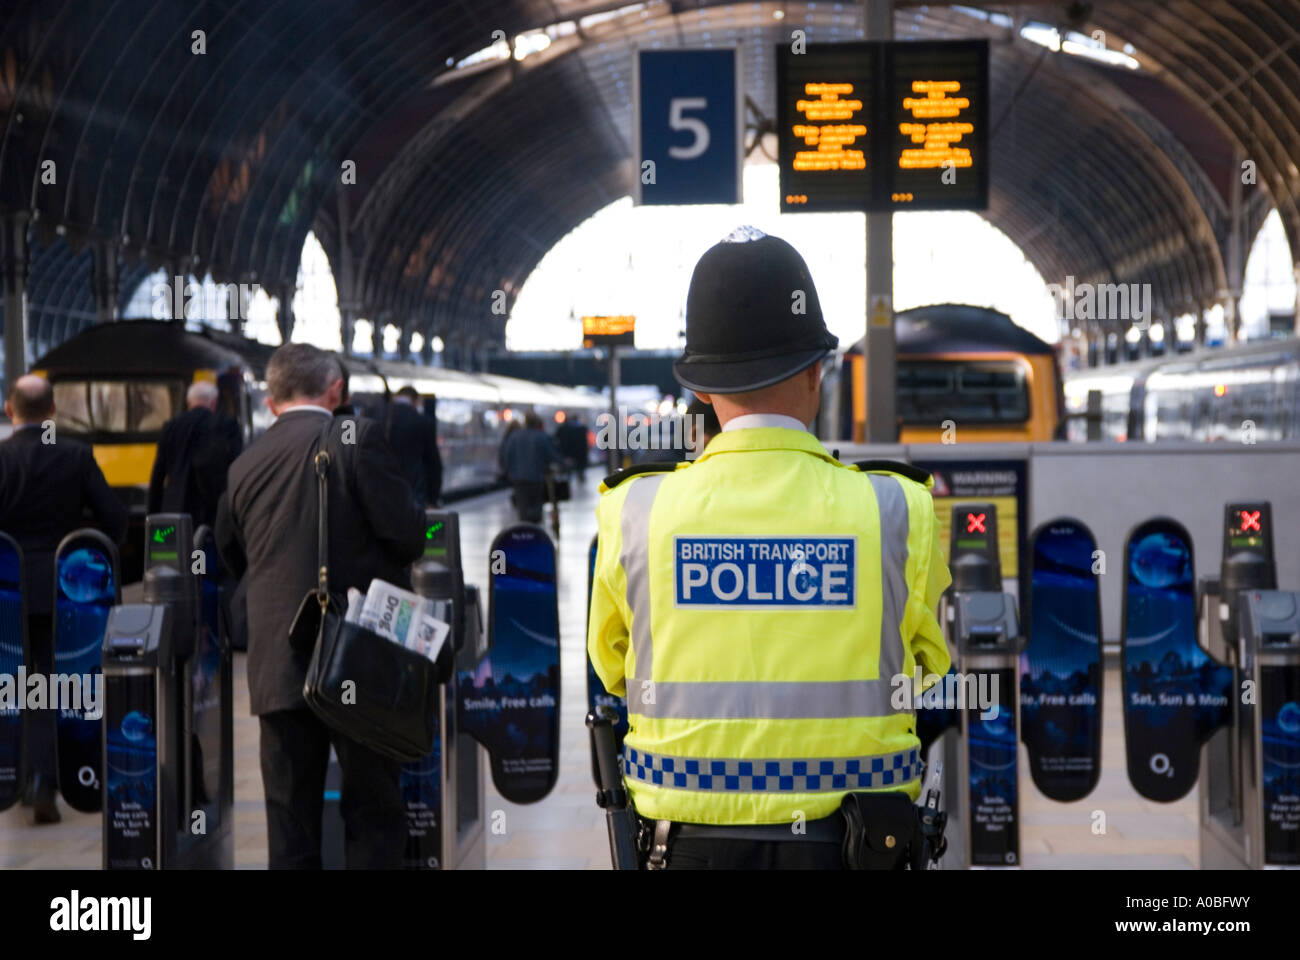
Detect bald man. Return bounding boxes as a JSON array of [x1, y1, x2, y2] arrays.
[[0, 374, 126, 824], [148, 379, 242, 528]]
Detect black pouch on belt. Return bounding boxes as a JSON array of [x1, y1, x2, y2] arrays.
[[839, 792, 917, 870]]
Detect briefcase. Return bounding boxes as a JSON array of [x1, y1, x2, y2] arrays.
[[303, 610, 441, 763], [547, 469, 572, 503], [294, 417, 442, 763]]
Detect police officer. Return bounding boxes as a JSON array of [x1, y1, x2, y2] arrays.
[[587, 228, 952, 869]]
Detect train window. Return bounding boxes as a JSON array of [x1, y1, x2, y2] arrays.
[[131, 382, 172, 431], [897, 361, 1029, 424], [50, 379, 180, 436], [90, 382, 128, 432], [52, 381, 93, 432]]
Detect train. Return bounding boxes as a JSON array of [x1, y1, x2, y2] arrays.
[[1062, 336, 1300, 443], [821, 303, 1065, 443], [30, 320, 607, 574]]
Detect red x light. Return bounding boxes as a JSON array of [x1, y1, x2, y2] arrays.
[[966, 512, 986, 534], [1240, 510, 1261, 533]]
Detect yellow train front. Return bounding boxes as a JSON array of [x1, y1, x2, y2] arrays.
[[29, 320, 609, 582], [32, 321, 260, 581], [823, 303, 1064, 443]]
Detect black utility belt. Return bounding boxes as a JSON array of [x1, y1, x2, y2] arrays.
[[642, 791, 935, 870], [666, 817, 846, 844]]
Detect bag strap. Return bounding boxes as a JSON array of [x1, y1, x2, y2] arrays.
[[314, 415, 334, 612]]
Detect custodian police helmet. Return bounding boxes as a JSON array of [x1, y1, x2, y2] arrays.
[[673, 226, 839, 394]]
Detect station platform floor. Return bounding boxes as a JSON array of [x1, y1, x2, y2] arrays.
[[1, 472, 1199, 869]]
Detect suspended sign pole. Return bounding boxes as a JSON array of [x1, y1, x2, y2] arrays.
[[584, 316, 635, 473], [864, 0, 895, 443]]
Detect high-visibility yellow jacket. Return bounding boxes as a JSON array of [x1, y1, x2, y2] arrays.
[[588, 423, 951, 825]]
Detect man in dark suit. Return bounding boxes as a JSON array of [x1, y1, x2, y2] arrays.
[[555, 412, 590, 481], [385, 386, 442, 509], [147, 380, 242, 528], [215, 343, 425, 869], [0, 374, 127, 824], [501, 410, 562, 523]]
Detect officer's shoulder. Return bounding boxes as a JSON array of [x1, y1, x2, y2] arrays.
[[849, 458, 931, 486], [601, 460, 681, 491]]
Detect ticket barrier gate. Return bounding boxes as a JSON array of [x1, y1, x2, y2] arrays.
[[0, 534, 23, 811], [321, 509, 487, 869], [933, 503, 1024, 869], [402, 507, 486, 870], [1199, 502, 1300, 869], [100, 514, 233, 869]]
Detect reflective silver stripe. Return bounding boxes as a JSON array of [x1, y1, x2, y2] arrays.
[[619, 470, 912, 720], [619, 474, 668, 681], [625, 678, 899, 719], [867, 473, 910, 681], [625, 745, 921, 792]]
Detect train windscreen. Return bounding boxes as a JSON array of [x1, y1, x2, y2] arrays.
[[52, 379, 181, 437], [897, 360, 1029, 424]]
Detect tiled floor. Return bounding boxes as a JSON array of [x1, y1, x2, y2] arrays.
[[0, 473, 1198, 869]]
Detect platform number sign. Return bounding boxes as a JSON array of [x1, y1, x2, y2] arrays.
[[634, 49, 743, 206]]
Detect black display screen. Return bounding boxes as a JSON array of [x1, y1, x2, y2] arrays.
[[886, 40, 988, 211], [778, 40, 988, 212], [777, 42, 876, 212]]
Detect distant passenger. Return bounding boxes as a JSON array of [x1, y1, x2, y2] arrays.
[[147, 380, 242, 528], [332, 362, 357, 418], [385, 386, 443, 509], [683, 396, 721, 458], [555, 412, 591, 481], [497, 420, 521, 483], [215, 342, 424, 869], [501, 411, 563, 523], [0, 374, 127, 825]]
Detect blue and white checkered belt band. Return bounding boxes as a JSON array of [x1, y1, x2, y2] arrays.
[[624, 746, 921, 792]]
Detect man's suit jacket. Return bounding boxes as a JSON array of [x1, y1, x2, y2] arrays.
[[0, 426, 128, 614], [147, 406, 242, 527], [215, 409, 425, 716], [385, 401, 442, 506]]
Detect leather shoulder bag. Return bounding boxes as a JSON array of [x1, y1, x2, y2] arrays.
[[295, 415, 441, 762]]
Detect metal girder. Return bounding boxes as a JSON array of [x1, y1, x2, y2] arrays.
[[5, 0, 1300, 357]]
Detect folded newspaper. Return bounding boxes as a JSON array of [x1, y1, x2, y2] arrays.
[[344, 580, 450, 662]]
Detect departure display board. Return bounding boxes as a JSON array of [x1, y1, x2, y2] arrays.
[[582, 315, 635, 348], [777, 40, 988, 212], [777, 42, 876, 212], [888, 41, 988, 210]]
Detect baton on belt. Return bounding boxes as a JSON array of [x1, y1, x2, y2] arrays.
[[586, 706, 641, 870]]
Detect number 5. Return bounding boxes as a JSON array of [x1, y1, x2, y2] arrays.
[[668, 97, 710, 159]]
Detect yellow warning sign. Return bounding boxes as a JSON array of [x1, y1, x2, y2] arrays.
[[870, 296, 892, 327]]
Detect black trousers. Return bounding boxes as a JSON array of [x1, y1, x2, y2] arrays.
[[20, 613, 56, 789], [512, 481, 546, 523], [665, 836, 844, 870], [258, 707, 405, 869]]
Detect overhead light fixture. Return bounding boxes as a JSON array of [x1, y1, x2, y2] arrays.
[[1020, 22, 1140, 70]]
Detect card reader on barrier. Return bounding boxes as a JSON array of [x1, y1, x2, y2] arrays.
[[1199, 502, 1300, 869], [102, 514, 235, 869], [938, 503, 1024, 870]]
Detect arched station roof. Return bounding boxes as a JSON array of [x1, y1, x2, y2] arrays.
[[1, 1, 1295, 356]]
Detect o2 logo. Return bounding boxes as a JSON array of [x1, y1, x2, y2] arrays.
[[1149, 753, 1173, 778]]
